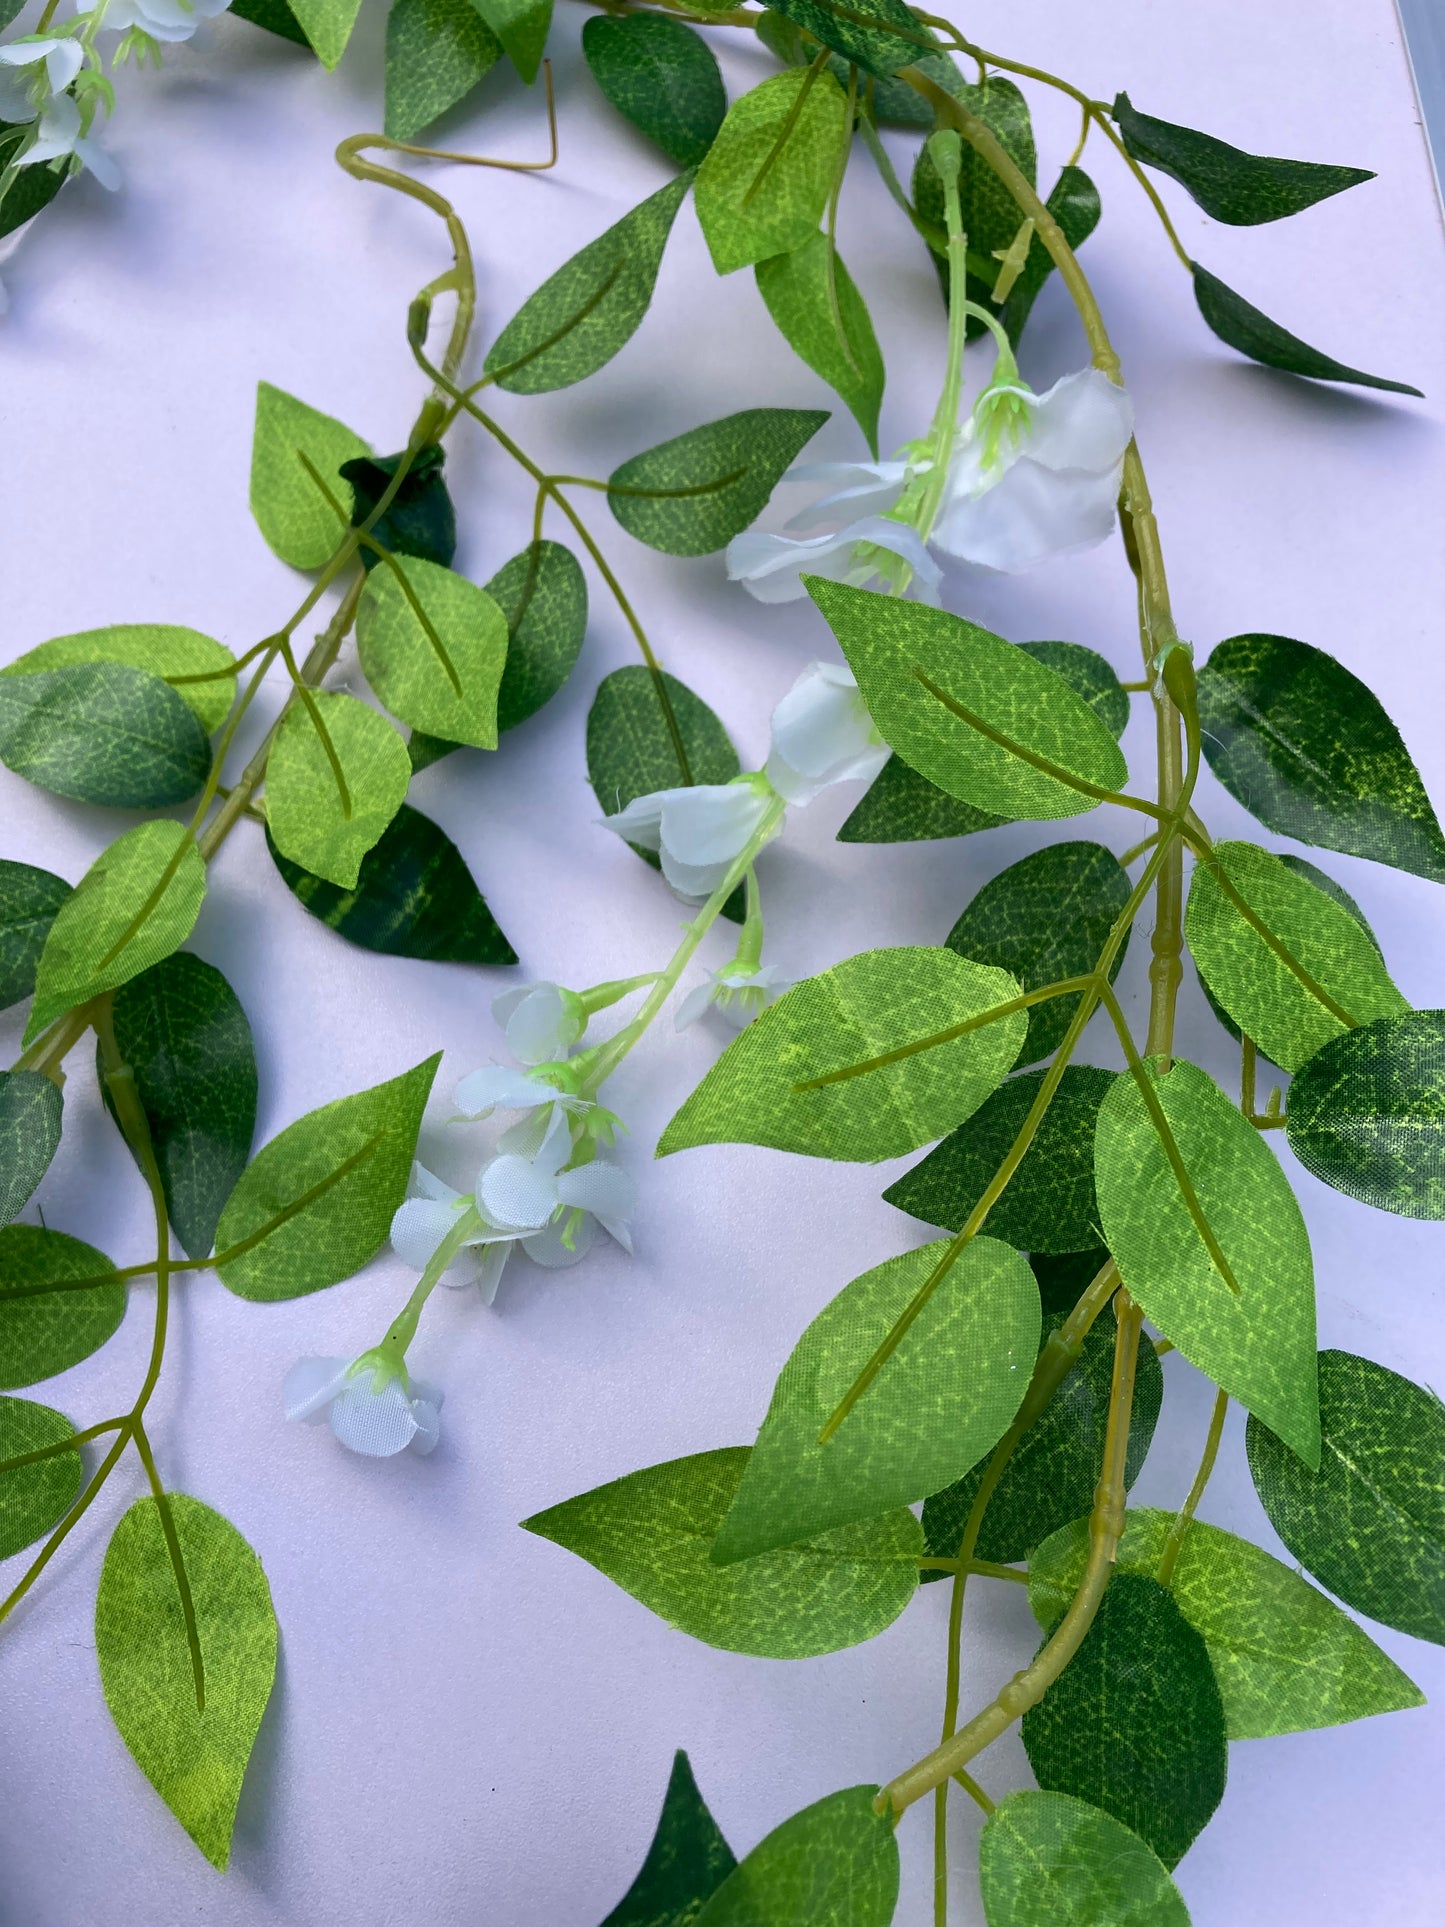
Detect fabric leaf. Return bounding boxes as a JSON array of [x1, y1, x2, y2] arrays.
[[980, 1790, 1191, 1927], [356, 557, 507, 747], [471, 0, 552, 83], [608, 409, 829, 557], [582, 13, 727, 168], [756, 237, 885, 454], [3, 623, 237, 732], [0, 1071, 63, 1229], [1285, 1009, 1445, 1218], [0, 1225, 125, 1389], [264, 690, 411, 890], [0, 859, 73, 1010], [341, 443, 457, 572], [694, 71, 850, 276], [285, 0, 363, 69], [0, 1395, 81, 1560], [0, 661, 211, 810], [998, 165, 1101, 348], [249, 382, 370, 568], [384, 0, 500, 141], [764, 0, 924, 78], [693, 1786, 898, 1927], [1191, 263, 1420, 395], [601, 1751, 737, 1927], [1113, 92, 1372, 224]]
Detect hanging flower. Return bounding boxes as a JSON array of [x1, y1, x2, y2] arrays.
[[389, 1165, 520, 1305], [11, 92, 121, 191], [477, 1124, 636, 1271], [284, 1352, 442, 1458], [93, 0, 234, 45], [0, 37, 85, 100], [765, 660, 889, 805], [492, 981, 586, 1066], [726, 511, 942, 606], [600, 773, 780, 900], [675, 961, 793, 1031]]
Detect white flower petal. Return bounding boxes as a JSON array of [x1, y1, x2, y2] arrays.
[[473, 1239, 514, 1305], [0, 70, 37, 121], [659, 784, 768, 868], [406, 1383, 443, 1454], [598, 791, 672, 851], [766, 660, 888, 805], [933, 453, 1124, 572], [411, 1162, 464, 1206], [390, 1196, 464, 1272], [531, 1106, 576, 1178], [674, 982, 715, 1031], [556, 1160, 636, 1227], [74, 137, 121, 191], [43, 40, 84, 91], [499, 982, 581, 1065], [328, 1377, 422, 1457], [479, 1152, 558, 1231], [454, 1064, 550, 1117], [283, 1355, 352, 1424], [727, 515, 942, 605], [783, 459, 912, 530], [1022, 368, 1134, 474], [522, 1213, 599, 1268]]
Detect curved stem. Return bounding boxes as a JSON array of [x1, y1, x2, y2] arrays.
[[1156, 1386, 1229, 1587]]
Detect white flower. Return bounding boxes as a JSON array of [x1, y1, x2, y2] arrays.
[[0, 36, 84, 99], [492, 981, 585, 1066], [452, 1060, 600, 1156], [478, 1123, 635, 1271], [766, 660, 888, 806], [726, 512, 942, 606], [13, 93, 120, 190], [284, 1353, 442, 1458], [676, 961, 793, 1031], [389, 1164, 520, 1304], [92, 0, 233, 43], [600, 775, 779, 900]]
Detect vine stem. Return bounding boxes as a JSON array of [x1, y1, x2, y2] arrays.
[[1156, 1386, 1229, 1587]]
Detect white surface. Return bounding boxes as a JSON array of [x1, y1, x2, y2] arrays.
[[2, 2, 1444, 1921]]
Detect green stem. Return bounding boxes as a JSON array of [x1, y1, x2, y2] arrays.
[[1156, 1386, 1229, 1587]]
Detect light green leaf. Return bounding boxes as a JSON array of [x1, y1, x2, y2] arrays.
[[1029, 1507, 1425, 1740], [0, 859, 73, 1010], [694, 70, 849, 276], [96, 1495, 277, 1869], [286, 0, 363, 68], [249, 381, 370, 569], [713, 1237, 1039, 1562], [0, 1225, 125, 1389], [979, 1790, 1191, 1927], [607, 408, 829, 557], [1286, 1009, 1445, 1217], [0, 1070, 64, 1229], [1095, 1057, 1319, 1466], [603, 1751, 737, 1927], [694, 1786, 898, 1927], [0, 1395, 81, 1560], [356, 556, 507, 748], [582, 13, 727, 168], [806, 581, 1128, 821], [472, 0, 551, 82], [1185, 840, 1407, 1072], [484, 173, 692, 394], [215, 1054, 439, 1302], [1248, 1349, 1445, 1646], [523, 1446, 920, 1658], [25, 823, 207, 1045], [265, 690, 411, 890], [756, 236, 885, 453], [659, 946, 1026, 1161], [384, 0, 501, 141], [1191, 263, 1420, 396], [2, 624, 237, 732], [0, 662, 212, 810]]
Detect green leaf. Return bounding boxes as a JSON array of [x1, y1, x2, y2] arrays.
[[0, 1071, 63, 1229], [659, 946, 1026, 1161], [1248, 1349, 1445, 1645], [0, 1395, 81, 1560], [384, 0, 500, 141], [472, 0, 551, 82], [807, 582, 1129, 821], [3, 624, 238, 732], [694, 71, 849, 277], [1029, 1507, 1426, 1740], [1196, 632, 1445, 884], [914, 78, 1036, 329], [214, 1054, 439, 1302], [0, 662, 211, 810], [494, 540, 588, 731], [1185, 840, 1407, 1073], [712, 1237, 1039, 1561], [1191, 263, 1421, 396], [25, 823, 207, 1045], [484, 172, 692, 394], [266, 807, 518, 966], [1022, 1572, 1226, 1869], [586, 665, 745, 921], [96, 1495, 277, 1869], [0, 143, 65, 242], [356, 557, 507, 747], [582, 13, 727, 168], [946, 842, 1131, 1068], [341, 443, 457, 572], [104, 956, 258, 1261], [1112, 92, 1372, 226], [249, 381, 370, 569], [523, 1446, 920, 1658], [1095, 1058, 1318, 1464], [1031, 1248, 1112, 1318], [264, 690, 411, 890], [608, 409, 829, 557], [0, 859, 73, 1010], [693, 1786, 898, 1927], [922, 1305, 1162, 1571], [603, 1751, 737, 1927], [979, 1790, 1191, 1927], [1286, 1009, 1445, 1217], [285, 0, 363, 68], [764, 0, 925, 77], [887, 1066, 1115, 1254], [229, 0, 312, 49], [998, 166, 1101, 348], [0, 1225, 125, 1389], [756, 237, 884, 453]]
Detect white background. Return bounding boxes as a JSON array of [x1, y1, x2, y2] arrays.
[[2, 1, 1443, 1921]]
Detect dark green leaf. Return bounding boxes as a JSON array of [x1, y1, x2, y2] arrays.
[[923, 1307, 1162, 1570], [753, 13, 965, 127], [494, 540, 589, 732], [1192, 263, 1421, 395], [1247, 1349, 1445, 1645], [608, 409, 829, 557], [602, 1751, 737, 1927], [4, 623, 237, 734], [472, 0, 552, 84], [886, 1065, 1114, 1252], [523, 1446, 921, 1658], [694, 70, 849, 275], [0, 1225, 125, 1389], [266, 806, 517, 966], [230, 0, 312, 48], [756, 238, 885, 453], [0, 663, 210, 809], [341, 443, 457, 571], [998, 166, 1102, 347], [1031, 1248, 1111, 1318], [1113, 92, 1372, 225], [484, 173, 693, 394], [384, 0, 500, 141], [980, 1790, 1191, 1927], [583, 14, 727, 168], [1022, 1572, 1227, 1869], [0, 146, 66, 243], [0, 1395, 81, 1560], [765, 0, 926, 77], [103, 956, 258, 1261], [0, 1071, 63, 1230], [945, 842, 1131, 1067], [693, 1786, 899, 1927], [0, 859, 72, 1010], [1286, 1010, 1445, 1218], [1196, 632, 1445, 884]]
